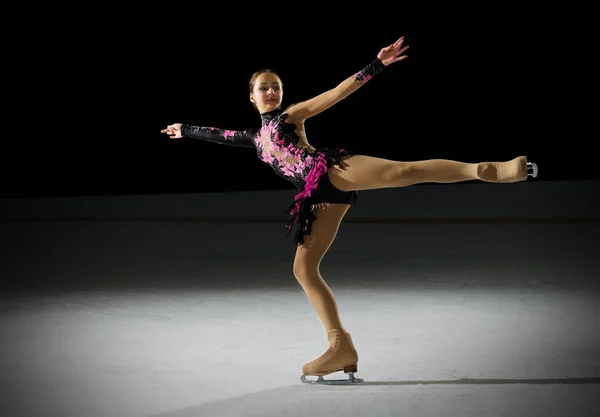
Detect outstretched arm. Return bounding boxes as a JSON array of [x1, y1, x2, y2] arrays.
[[284, 36, 409, 123], [161, 123, 256, 148]]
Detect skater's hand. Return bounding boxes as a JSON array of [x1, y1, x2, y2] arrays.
[[377, 36, 409, 66], [161, 123, 183, 139]]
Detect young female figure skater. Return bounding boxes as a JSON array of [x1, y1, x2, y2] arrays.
[[161, 35, 537, 383]]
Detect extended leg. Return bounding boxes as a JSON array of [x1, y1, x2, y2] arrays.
[[328, 155, 536, 192]]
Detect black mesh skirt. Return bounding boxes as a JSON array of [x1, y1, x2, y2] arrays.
[[284, 147, 358, 245]]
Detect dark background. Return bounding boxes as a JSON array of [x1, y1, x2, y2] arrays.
[[2, 9, 592, 199]]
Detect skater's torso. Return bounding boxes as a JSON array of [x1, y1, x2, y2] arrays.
[[256, 108, 320, 189]]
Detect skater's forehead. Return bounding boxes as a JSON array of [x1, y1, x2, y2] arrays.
[[256, 73, 282, 85]]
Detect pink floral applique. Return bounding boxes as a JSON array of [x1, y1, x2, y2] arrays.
[[289, 153, 328, 216]]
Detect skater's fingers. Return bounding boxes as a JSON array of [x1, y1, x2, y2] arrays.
[[393, 36, 405, 49]]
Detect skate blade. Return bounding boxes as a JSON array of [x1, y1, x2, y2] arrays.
[[301, 373, 364, 385], [527, 162, 538, 178]]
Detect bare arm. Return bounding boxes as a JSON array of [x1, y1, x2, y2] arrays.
[[285, 36, 409, 124]]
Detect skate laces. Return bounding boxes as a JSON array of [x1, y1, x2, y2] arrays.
[[497, 163, 507, 181], [497, 157, 526, 181], [313, 334, 341, 364]]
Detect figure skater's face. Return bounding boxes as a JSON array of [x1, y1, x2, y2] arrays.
[[250, 72, 283, 113]]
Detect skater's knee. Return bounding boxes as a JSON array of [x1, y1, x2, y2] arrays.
[[293, 261, 318, 284], [293, 262, 309, 280], [399, 163, 426, 180], [386, 163, 426, 184]]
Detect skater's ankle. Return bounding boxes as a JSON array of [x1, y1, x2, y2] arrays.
[[476, 162, 496, 181]]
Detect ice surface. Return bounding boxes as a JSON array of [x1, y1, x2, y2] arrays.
[[0, 220, 599, 417]]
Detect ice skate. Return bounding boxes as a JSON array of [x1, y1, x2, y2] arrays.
[[477, 156, 538, 183], [300, 329, 364, 385]]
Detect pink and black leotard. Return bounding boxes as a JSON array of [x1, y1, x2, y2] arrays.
[[180, 57, 386, 244]]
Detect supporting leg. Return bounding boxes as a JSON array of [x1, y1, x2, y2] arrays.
[[293, 203, 362, 383]]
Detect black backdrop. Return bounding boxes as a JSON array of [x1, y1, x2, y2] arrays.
[[2, 9, 591, 198]]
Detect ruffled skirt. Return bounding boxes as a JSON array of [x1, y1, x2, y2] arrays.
[[284, 147, 358, 245]]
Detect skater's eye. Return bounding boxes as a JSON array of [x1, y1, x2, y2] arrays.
[[259, 85, 281, 91]]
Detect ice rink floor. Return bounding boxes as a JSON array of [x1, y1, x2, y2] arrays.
[[1, 220, 599, 416]]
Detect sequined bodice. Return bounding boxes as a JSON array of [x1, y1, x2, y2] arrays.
[[255, 108, 317, 189]]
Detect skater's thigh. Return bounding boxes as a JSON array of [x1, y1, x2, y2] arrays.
[[294, 203, 349, 270], [328, 154, 413, 191]]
